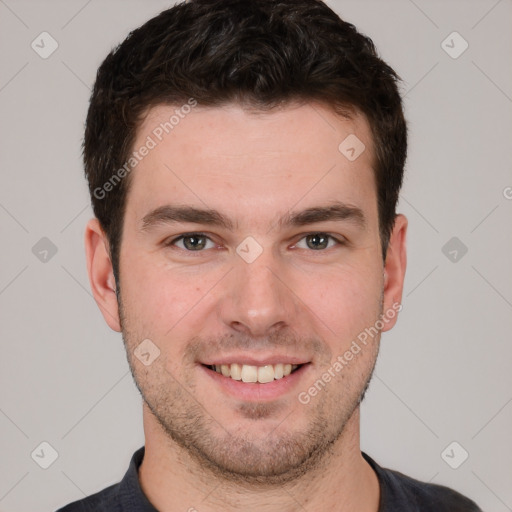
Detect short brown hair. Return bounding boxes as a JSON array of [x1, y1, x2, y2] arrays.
[[84, 0, 407, 282]]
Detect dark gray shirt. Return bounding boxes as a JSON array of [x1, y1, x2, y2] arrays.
[[56, 447, 483, 511]]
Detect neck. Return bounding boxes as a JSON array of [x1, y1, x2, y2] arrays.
[[138, 404, 380, 511]]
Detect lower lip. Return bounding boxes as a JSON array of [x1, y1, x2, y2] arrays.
[[200, 364, 310, 402]]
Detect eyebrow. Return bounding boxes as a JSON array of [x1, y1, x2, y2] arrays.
[[140, 201, 366, 232]]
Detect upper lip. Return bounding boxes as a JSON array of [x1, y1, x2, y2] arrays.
[[200, 354, 310, 366]]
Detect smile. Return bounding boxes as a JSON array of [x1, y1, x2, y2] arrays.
[[206, 363, 301, 383]]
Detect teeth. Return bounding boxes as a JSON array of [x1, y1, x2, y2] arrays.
[[257, 365, 274, 384], [211, 363, 300, 383], [241, 365, 258, 383], [230, 363, 242, 380]]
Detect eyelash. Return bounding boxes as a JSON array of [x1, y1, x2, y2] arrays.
[[164, 232, 346, 254]]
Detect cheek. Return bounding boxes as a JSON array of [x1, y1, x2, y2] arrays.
[[119, 252, 195, 335], [299, 263, 382, 351], [119, 250, 226, 355]]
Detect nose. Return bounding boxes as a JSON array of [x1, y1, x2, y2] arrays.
[[218, 249, 298, 338]]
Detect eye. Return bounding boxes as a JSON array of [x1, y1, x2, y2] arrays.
[[168, 233, 216, 251], [294, 233, 343, 251]]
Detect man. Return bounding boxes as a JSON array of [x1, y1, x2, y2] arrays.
[[57, 0, 482, 510]]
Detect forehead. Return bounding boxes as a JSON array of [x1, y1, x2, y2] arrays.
[[125, 101, 377, 228]]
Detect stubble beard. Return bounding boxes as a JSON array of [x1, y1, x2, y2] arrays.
[[118, 295, 381, 486]]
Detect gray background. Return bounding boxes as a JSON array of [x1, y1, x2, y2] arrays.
[[0, 0, 511, 510]]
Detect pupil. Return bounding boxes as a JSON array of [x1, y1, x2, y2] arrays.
[[308, 234, 328, 250], [185, 236, 205, 250]]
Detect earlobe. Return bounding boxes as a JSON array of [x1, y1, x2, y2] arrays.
[[84, 218, 122, 332], [381, 214, 408, 332]]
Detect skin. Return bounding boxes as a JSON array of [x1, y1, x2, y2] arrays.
[[85, 101, 407, 511]]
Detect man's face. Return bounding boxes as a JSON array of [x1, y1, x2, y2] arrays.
[[104, 102, 402, 481]]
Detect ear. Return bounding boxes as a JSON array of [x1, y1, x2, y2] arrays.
[[381, 214, 408, 332], [84, 218, 121, 332]]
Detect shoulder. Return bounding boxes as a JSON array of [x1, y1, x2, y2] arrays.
[[362, 452, 483, 512], [385, 469, 483, 511], [55, 447, 152, 512], [55, 482, 121, 512]]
